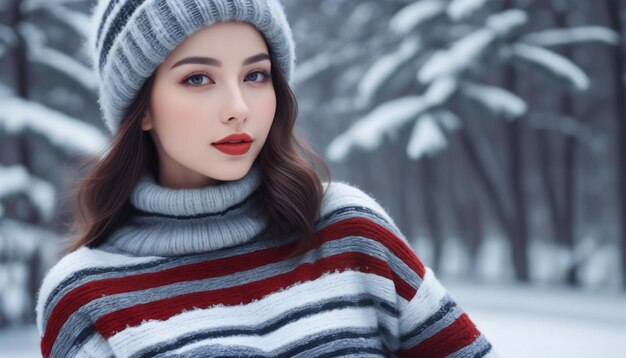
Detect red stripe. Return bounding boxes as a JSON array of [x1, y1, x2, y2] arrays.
[[96, 251, 393, 338], [395, 313, 481, 357], [41, 216, 423, 357]]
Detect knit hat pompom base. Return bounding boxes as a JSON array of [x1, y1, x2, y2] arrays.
[[89, 0, 295, 134]]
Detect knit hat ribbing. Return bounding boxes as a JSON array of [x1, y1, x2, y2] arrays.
[[89, 0, 296, 134]]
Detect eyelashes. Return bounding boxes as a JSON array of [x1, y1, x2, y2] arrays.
[[181, 70, 272, 87], [246, 70, 272, 83]]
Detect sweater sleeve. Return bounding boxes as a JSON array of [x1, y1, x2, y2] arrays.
[[36, 249, 116, 358], [393, 265, 498, 357], [374, 222, 498, 357], [322, 182, 499, 357]]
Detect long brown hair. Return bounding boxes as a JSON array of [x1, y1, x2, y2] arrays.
[[65, 57, 330, 257]]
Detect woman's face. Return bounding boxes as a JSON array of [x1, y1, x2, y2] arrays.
[[143, 21, 276, 189]]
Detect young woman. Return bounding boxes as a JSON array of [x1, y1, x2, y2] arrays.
[[36, 0, 498, 357]]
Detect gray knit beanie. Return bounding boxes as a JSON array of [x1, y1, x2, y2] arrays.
[[89, 0, 296, 134]]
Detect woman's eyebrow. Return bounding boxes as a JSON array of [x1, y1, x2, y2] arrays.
[[170, 53, 270, 69]]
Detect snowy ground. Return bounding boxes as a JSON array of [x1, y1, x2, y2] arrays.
[[0, 323, 39, 358], [0, 281, 625, 358], [442, 279, 626, 358]]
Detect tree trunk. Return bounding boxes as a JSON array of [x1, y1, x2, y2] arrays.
[[456, 126, 517, 270], [420, 156, 444, 271], [449, 140, 483, 275], [501, 0, 529, 282], [504, 117, 529, 281], [606, 0, 626, 289], [9, 0, 28, 98], [553, 5, 580, 286]]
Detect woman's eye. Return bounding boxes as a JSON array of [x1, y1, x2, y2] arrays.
[[184, 74, 210, 86], [246, 70, 271, 83]]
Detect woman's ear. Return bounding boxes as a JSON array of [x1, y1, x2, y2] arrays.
[[141, 112, 153, 131]]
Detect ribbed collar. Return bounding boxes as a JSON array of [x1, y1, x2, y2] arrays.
[[101, 163, 267, 257]]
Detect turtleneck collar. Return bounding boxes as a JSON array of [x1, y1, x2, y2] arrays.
[[101, 163, 267, 257]]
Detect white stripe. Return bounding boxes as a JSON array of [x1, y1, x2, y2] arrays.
[[321, 182, 395, 225], [320, 182, 408, 242], [36, 247, 161, 334], [109, 270, 397, 358], [173, 306, 378, 355], [74, 331, 116, 358], [398, 267, 447, 334]]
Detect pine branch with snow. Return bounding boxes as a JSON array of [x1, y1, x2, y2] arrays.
[[511, 43, 590, 92], [19, 22, 97, 91], [356, 35, 421, 107], [0, 166, 55, 222], [389, 0, 446, 36], [418, 10, 528, 84], [327, 77, 457, 161], [463, 82, 528, 120], [0, 96, 108, 156], [447, 0, 488, 22], [418, 29, 495, 84], [326, 95, 431, 161], [407, 113, 449, 159], [326, 1, 598, 164], [521, 26, 620, 47]]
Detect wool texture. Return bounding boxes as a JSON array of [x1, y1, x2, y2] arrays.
[[36, 171, 498, 358], [89, 0, 296, 134]]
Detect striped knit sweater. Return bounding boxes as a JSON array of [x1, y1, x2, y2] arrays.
[[36, 164, 497, 357]]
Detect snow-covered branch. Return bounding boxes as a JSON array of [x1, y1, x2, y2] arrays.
[[0, 218, 59, 261], [0, 96, 108, 156], [46, 6, 90, 36], [486, 9, 528, 37], [390, 0, 446, 36], [407, 113, 448, 159], [0, 23, 17, 46], [327, 77, 457, 161], [522, 26, 620, 47], [356, 35, 421, 107], [447, 0, 488, 22], [294, 43, 363, 84], [511, 43, 590, 92], [463, 82, 528, 120], [19, 22, 97, 91], [0, 165, 56, 222], [418, 29, 495, 83], [327, 95, 429, 161]]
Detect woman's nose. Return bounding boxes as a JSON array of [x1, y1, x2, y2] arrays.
[[221, 83, 249, 123]]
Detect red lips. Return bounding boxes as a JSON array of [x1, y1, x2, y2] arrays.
[[211, 133, 253, 155], [213, 133, 253, 144]]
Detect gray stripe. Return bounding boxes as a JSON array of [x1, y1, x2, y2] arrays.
[[157, 327, 386, 358], [49, 310, 93, 358], [131, 294, 394, 358]]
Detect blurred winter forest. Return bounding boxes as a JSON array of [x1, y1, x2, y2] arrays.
[[0, 0, 625, 336]]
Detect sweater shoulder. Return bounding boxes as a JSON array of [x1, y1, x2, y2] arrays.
[[319, 181, 405, 240], [318, 181, 426, 281], [35, 246, 158, 335]]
